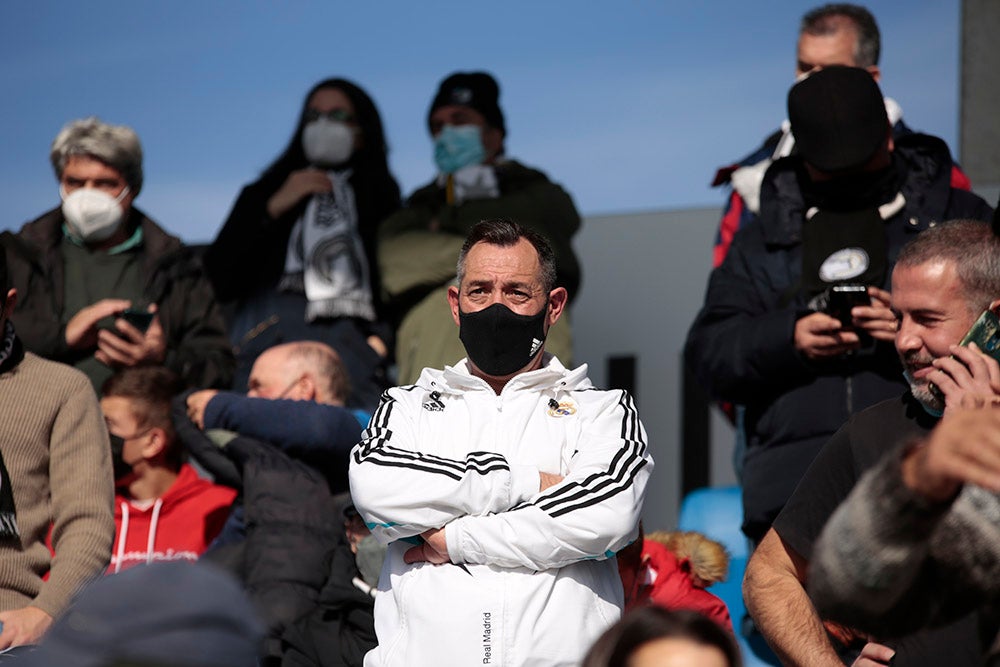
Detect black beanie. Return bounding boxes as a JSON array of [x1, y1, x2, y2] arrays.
[[788, 65, 890, 173], [427, 71, 506, 136]]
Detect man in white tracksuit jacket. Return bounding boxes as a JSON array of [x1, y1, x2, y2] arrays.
[[350, 219, 653, 667]]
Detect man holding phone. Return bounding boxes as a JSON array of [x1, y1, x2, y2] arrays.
[[744, 219, 1000, 666], [685, 66, 993, 547], [1, 117, 233, 392]]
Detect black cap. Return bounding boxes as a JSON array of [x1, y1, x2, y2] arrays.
[[427, 71, 506, 136], [788, 65, 890, 172]]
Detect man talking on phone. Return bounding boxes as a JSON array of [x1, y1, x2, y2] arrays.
[[743, 219, 1000, 666], [685, 66, 992, 548], [1, 117, 233, 392]]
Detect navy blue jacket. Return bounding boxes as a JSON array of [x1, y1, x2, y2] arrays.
[[685, 133, 993, 541]]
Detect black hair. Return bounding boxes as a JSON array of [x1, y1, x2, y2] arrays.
[[261, 77, 401, 271], [457, 219, 557, 294], [582, 607, 742, 667], [801, 3, 881, 67]]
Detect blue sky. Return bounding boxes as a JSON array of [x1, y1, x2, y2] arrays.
[[0, 1, 961, 243]]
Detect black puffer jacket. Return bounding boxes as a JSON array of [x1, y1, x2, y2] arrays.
[[685, 133, 994, 541]]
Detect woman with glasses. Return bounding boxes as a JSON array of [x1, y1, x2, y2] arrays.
[[204, 78, 401, 410]]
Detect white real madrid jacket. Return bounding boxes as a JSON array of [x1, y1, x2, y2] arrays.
[[349, 355, 653, 667]]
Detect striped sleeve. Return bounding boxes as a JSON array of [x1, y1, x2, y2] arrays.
[[349, 388, 541, 544], [446, 389, 653, 571]]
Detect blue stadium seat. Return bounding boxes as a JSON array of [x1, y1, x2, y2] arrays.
[[678, 486, 779, 667]]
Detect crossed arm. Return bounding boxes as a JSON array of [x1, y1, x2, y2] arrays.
[[349, 388, 652, 571]]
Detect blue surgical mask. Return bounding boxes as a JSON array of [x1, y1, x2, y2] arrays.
[[433, 125, 486, 174]]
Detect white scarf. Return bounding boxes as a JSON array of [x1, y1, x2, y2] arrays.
[[281, 169, 376, 322]]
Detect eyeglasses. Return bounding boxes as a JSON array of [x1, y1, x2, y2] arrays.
[[304, 108, 356, 124]]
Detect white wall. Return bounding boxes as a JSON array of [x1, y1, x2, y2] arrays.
[[573, 208, 736, 530]]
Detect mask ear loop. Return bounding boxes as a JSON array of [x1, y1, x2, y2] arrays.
[[113, 185, 131, 204]]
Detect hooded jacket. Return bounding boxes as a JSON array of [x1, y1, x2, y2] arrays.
[[110, 464, 235, 574], [685, 133, 994, 541], [350, 355, 652, 667]]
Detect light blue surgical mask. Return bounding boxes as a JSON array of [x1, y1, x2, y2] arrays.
[[433, 125, 486, 174]]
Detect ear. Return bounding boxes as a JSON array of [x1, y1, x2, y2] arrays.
[[448, 285, 461, 327], [2, 288, 17, 318], [298, 374, 319, 402], [546, 287, 569, 327], [141, 427, 168, 460]]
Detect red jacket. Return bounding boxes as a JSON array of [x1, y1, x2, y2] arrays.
[[621, 540, 733, 631], [109, 464, 235, 574]]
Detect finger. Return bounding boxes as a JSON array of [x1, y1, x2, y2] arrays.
[[804, 312, 843, 334], [403, 545, 426, 564], [95, 298, 133, 314], [114, 319, 145, 343], [962, 343, 1000, 388], [932, 356, 974, 388], [850, 307, 880, 323], [858, 641, 896, 662], [96, 334, 141, 366], [866, 286, 892, 307]]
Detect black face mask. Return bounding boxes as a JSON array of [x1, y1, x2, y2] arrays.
[[800, 158, 904, 212], [459, 302, 548, 377], [109, 434, 133, 482]]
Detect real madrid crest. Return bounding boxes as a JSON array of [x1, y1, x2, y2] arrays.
[[547, 398, 577, 418]]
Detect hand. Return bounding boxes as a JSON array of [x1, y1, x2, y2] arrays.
[[538, 472, 564, 492], [266, 169, 333, 219], [901, 403, 1000, 501], [794, 312, 860, 360], [0, 606, 53, 649], [851, 287, 896, 342], [404, 527, 450, 565], [95, 305, 166, 369], [65, 298, 132, 350], [186, 389, 220, 429], [366, 335, 388, 358], [851, 641, 896, 667], [929, 343, 1000, 414]]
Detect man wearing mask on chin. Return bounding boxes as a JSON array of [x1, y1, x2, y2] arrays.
[[1, 117, 233, 393], [378, 71, 582, 385], [351, 219, 652, 667]]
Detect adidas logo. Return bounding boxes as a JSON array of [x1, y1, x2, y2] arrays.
[[422, 391, 445, 412], [529, 337, 543, 356]]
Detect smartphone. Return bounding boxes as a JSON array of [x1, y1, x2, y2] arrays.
[[118, 308, 154, 333], [826, 284, 870, 327], [958, 309, 1000, 358], [929, 309, 1000, 399]]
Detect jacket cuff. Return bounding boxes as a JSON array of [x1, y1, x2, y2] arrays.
[[509, 465, 541, 507]]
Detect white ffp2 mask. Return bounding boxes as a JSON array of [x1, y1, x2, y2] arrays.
[[61, 186, 129, 243]]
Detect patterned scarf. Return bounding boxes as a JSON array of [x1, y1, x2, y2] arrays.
[[280, 169, 376, 323]]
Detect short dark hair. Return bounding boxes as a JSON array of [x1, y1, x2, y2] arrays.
[[895, 220, 1000, 315], [582, 607, 742, 667], [801, 3, 881, 68], [102, 367, 185, 467], [456, 219, 557, 294]]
